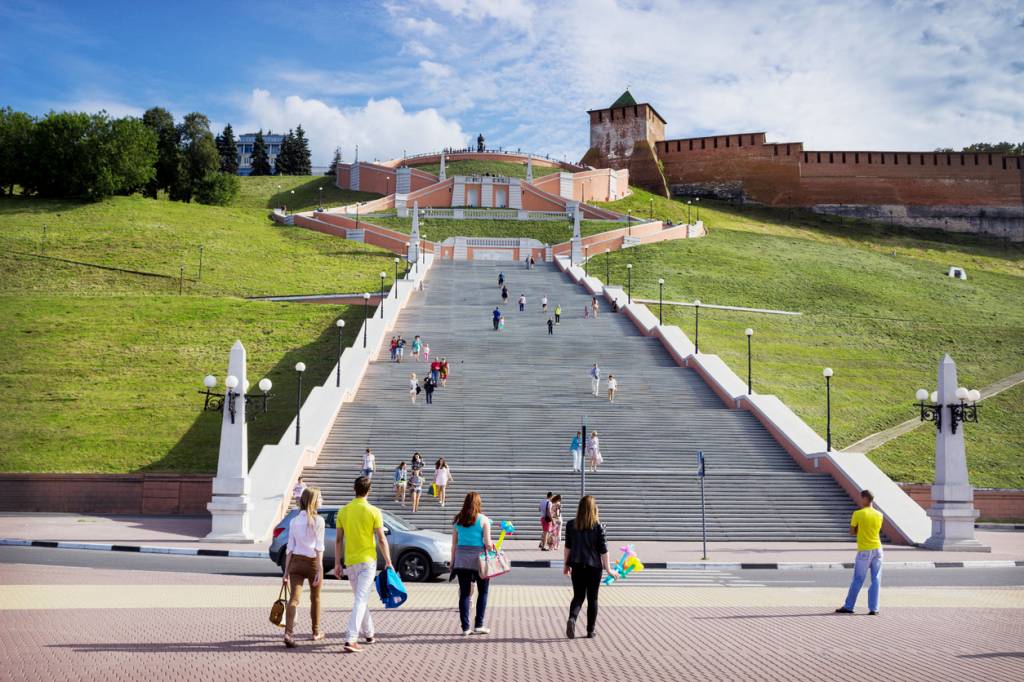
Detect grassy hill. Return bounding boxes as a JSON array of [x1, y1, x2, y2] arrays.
[[597, 188, 1024, 487], [229, 175, 378, 212], [408, 159, 562, 179], [0, 188, 393, 473], [362, 215, 622, 245]]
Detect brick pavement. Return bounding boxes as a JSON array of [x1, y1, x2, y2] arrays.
[[0, 564, 1022, 681]]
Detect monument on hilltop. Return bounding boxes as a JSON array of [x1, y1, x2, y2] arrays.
[[477, 133, 485, 153]]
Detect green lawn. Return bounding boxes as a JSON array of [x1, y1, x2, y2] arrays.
[[869, 383, 1024, 489], [229, 175, 379, 213], [0, 192, 392, 473], [409, 159, 562, 179], [362, 215, 622, 245], [596, 189, 1024, 487]]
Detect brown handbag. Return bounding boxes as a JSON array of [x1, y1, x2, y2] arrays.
[[270, 582, 289, 627]]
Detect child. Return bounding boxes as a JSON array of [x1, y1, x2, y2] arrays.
[[393, 462, 408, 505], [548, 495, 563, 550], [409, 468, 423, 513], [422, 343, 430, 363], [498, 315, 505, 331], [440, 357, 450, 387], [584, 305, 589, 319]]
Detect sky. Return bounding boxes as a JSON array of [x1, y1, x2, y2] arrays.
[[1, 0, 1022, 166]]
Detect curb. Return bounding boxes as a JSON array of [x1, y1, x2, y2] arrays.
[[4, 539, 1022, 569]]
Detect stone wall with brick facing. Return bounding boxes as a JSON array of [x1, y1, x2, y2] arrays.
[[899, 484, 1024, 521], [0, 474, 212, 515]]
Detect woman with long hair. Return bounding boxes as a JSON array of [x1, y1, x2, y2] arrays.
[[563, 495, 611, 640], [451, 492, 494, 636], [282, 487, 326, 647], [434, 457, 454, 507]]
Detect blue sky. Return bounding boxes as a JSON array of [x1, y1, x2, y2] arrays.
[[2, 0, 1022, 165]]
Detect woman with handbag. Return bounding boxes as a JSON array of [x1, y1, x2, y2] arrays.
[[282, 487, 325, 647], [451, 491, 494, 636], [563, 495, 612, 640]]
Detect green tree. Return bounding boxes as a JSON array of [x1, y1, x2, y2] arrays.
[[0, 107, 35, 195], [961, 141, 1024, 155], [250, 129, 272, 176], [194, 170, 240, 205], [293, 124, 312, 175], [171, 112, 219, 202], [326, 146, 342, 176], [274, 129, 295, 175], [142, 107, 180, 198], [100, 116, 157, 196], [216, 123, 239, 174]]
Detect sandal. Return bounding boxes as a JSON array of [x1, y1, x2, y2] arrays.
[[311, 632, 325, 641], [283, 634, 297, 648]]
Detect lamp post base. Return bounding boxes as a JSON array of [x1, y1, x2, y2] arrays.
[[203, 495, 256, 543], [922, 502, 990, 552]]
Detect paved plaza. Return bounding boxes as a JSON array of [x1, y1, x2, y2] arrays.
[[1, 560, 1022, 681]]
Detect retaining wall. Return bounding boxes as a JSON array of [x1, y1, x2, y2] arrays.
[[0, 474, 212, 515]]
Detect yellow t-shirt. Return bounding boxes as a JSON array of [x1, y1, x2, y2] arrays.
[[851, 506, 883, 551], [336, 497, 383, 566]]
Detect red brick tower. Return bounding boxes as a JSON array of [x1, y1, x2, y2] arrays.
[[581, 90, 670, 196]]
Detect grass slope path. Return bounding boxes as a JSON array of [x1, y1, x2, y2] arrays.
[[0, 190, 393, 473], [596, 188, 1024, 488]]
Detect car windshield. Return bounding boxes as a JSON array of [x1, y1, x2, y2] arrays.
[[383, 512, 418, 532]]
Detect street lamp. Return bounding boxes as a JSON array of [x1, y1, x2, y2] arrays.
[[687, 200, 692, 224], [695, 197, 700, 222], [584, 245, 589, 277], [394, 257, 400, 297], [658, 278, 665, 324], [362, 292, 370, 348], [294, 362, 306, 445], [649, 197, 653, 221], [915, 387, 980, 434], [335, 319, 346, 388], [605, 248, 610, 283], [421, 234, 427, 264], [823, 367, 833, 451], [318, 186, 323, 209], [199, 374, 272, 423], [626, 263, 632, 304], [693, 299, 701, 353], [745, 328, 754, 395], [379, 271, 387, 318]]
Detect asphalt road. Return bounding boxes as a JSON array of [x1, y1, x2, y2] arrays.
[[2, 545, 1023, 588]]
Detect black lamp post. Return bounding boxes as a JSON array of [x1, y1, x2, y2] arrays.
[[626, 263, 632, 304], [294, 362, 306, 445], [362, 292, 370, 348], [687, 200, 692, 224], [658, 278, 664, 324], [200, 374, 272, 423], [693, 299, 701, 353], [394, 258, 400, 297], [421, 234, 426, 265], [318, 186, 323, 209], [649, 198, 653, 220], [379, 271, 387, 318], [584, 245, 589, 277], [695, 197, 700, 222], [745, 328, 753, 395], [605, 248, 610, 283], [823, 367, 833, 451], [335, 319, 346, 387]]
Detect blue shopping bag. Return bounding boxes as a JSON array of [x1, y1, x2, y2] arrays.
[[375, 567, 408, 609]]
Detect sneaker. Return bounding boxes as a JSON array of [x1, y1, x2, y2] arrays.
[[343, 642, 363, 653], [364, 636, 376, 644], [834, 607, 854, 614], [586, 631, 596, 639], [473, 627, 491, 635], [566, 618, 576, 640], [461, 629, 472, 637], [868, 611, 879, 616]]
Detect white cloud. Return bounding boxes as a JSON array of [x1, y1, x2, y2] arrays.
[[238, 89, 468, 164], [428, 0, 535, 27], [419, 60, 453, 79], [398, 16, 443, 36], [401, 40, 434, 58]]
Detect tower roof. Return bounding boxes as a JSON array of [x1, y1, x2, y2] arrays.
[[610, 90, 637, 108]]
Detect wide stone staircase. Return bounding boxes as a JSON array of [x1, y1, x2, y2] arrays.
[[303, 260, 856, 541]]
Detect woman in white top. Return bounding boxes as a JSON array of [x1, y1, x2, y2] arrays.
[[282, 487, 325, 647], [587, 432, 603, 472], [434, 457, 454, 508], [409, 372, 419, 404], [607, 374, 618, 403]]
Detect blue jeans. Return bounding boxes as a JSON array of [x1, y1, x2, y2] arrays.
[[456, 569, 490, 630], [843, 549, 883, 612]]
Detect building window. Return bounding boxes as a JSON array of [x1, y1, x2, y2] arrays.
[[725, 136, 730, 148], [701, 139, 705, 150], [713, 137, 718, 149], [690, 140, 694, 151], [842, 153, 846, 163]]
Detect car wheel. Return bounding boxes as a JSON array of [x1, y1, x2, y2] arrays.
[[398, 550, 431, 582]]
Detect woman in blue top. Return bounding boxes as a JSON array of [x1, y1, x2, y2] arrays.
[[451, 491, 494, 636]]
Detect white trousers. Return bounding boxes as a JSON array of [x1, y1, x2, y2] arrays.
[[572, 448, 582, 471], [591, 378, 600, 396], [345, 561, 376, 642]]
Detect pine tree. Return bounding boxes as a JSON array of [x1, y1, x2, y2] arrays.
[[171, 112, 219, 202], [216, 123, 239, 174], [141, 107, 179, 198], [250, 129, 272, 176], [326, 146, 342, 176], [293, 125, 312, 175], [275, 129, 296, 175]]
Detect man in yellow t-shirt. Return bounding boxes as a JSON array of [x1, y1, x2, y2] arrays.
[[835, 489, 884, 615], [333, 476, 392, 653]]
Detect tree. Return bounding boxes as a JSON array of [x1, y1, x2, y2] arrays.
[[142, 107, 179, 198], [0, 107, 35, 195], [275, 129, 296, 175], [101, 117, 158, 196], [961, 141, 1024, 155], [250, 129, 272, 176], [293, 125, 312, 175], [172, 112, 219, 202], [326, 146, 342, 176], [216, 123, 239, 174], [195, 171, 240, 205]]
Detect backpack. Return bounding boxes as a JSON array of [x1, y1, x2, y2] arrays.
[[375, 567, 408, 609]]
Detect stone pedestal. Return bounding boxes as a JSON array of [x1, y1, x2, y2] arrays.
[[408, 201, 421, 264], [922, 354, 989, 552], [204, 340, 255, 542]]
